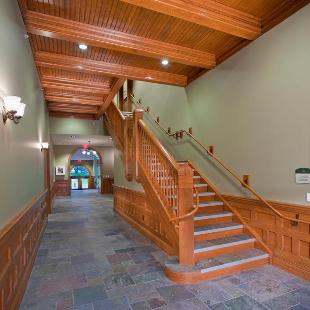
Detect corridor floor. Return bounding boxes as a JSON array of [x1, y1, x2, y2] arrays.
[[21, 191, 310, 310]]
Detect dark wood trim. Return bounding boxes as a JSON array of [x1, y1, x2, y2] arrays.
[[49, 111, 99, 120], [0, 190, 48, 310], [223, 194, 310, 280]]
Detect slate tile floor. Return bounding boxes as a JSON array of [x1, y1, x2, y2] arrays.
[[20, 190, 310, 310]]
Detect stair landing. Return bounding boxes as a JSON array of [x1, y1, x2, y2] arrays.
[[165, 249, 269, 284]]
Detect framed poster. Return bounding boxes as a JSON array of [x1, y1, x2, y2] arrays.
[[55, 165, 66, 176]]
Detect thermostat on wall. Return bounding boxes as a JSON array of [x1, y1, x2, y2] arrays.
[[295, 168, 310, 184]]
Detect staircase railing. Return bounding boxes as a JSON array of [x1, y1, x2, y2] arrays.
[[131, 94, 310, 226], [106, 102, 126, 149], [105, 102, 133, 180], [133, 109, 195, 265]]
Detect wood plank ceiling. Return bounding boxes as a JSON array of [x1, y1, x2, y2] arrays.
[[18, 0, 309, 119]]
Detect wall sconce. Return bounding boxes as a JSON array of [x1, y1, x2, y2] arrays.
[[1, 96, 26, 124], [41, 142, 49, 152]]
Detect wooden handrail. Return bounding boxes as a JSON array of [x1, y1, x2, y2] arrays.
[[131, 94, 310, 226], [169, 186, 199, 223]]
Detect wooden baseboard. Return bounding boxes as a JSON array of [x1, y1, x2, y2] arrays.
[[0, 190, 48, 310], [223, 194, 310, 280]]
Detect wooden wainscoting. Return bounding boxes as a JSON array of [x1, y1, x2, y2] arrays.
[[224, 195, 310, 280], [55, 180, 70, 196], [113, 185, 178, 256], [0, 190, 48, 310]]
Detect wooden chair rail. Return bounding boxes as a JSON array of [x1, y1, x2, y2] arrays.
[[131, 94, 310, 226]]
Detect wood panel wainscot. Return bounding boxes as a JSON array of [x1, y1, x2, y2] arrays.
[[55, 180, 70, 196], [113, 185, 177, 256], [0, 190, 48, 310], [223, 195, 310, 280]]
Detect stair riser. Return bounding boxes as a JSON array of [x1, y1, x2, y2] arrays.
[[164, 257, 269, 284], [194, 187, 209, 193], [193, 179, 202, 184], [194, 228, 244, 242], [195, 196, 216, 202], [194, 242, 255, 262], [194, 216, 233, 226], [197, 206, 224, 214]]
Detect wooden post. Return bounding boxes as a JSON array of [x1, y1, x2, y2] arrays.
[[133, 109, 144, 180], [119, 86, 124, 111], [177, 162, 194, 266], [123, 117, 134, 181], [126, 79, 133, 112]]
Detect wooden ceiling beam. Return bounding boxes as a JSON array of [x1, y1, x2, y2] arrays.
[[120, 0, 261, 40], [45, 94, 103, 106], [41, 78, 111, 95], [41, 76, 111, 89], [35, 51, 187, 86], [49, 111, 98, 120], [48, 106, 98, 114], [25, 10, 215, 68], [98, 79, 125, 117]]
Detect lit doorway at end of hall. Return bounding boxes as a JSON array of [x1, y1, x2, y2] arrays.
[[70, 148, 102, 191]]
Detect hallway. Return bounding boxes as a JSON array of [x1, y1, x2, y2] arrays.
[[21, 192, 310, 310]]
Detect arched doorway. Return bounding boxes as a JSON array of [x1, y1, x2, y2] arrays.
[[67, 146, 103, 194], [70, 165, 91, 190]]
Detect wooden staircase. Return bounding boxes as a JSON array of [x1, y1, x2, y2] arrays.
[[164, 165, 270, 283], [105, 102, 271, 283]]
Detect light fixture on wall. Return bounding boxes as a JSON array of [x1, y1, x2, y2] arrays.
[[1, 96, 26, 124], [41, 142, 49, 152]]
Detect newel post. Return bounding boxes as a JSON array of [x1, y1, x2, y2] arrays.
[[133, 109, 144, 180], [178, 162, 195, 266]]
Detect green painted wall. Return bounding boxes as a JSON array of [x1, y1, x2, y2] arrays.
[[133, 6, 310, 205], [0, 0, 50, 228], [50, 117, 109, 135]]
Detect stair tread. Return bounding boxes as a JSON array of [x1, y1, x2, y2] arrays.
[[197, 249, 268, 273], [194, 192, 215, 197], [198, 201, 224, 207], [193, 176, 201, 179], [194, 211, 232, 220], [194, 222, 243, 235], [194, 234, 254, 252], [194, 183, 208, 187]]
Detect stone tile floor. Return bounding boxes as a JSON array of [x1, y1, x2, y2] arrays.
[[20, 190, 310, 310]]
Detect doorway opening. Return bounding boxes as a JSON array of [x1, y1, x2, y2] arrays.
[[68, 147, 103, 193]]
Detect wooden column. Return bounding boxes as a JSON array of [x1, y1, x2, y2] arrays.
[[125, 79, 133, 112], [177, 162, 194, 266], [133, 109, 144, 180], [119, 86, 124, 111]]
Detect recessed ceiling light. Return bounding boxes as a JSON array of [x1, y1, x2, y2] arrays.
[[78, 43, 88, 50], [161, 59, 169, 66]]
